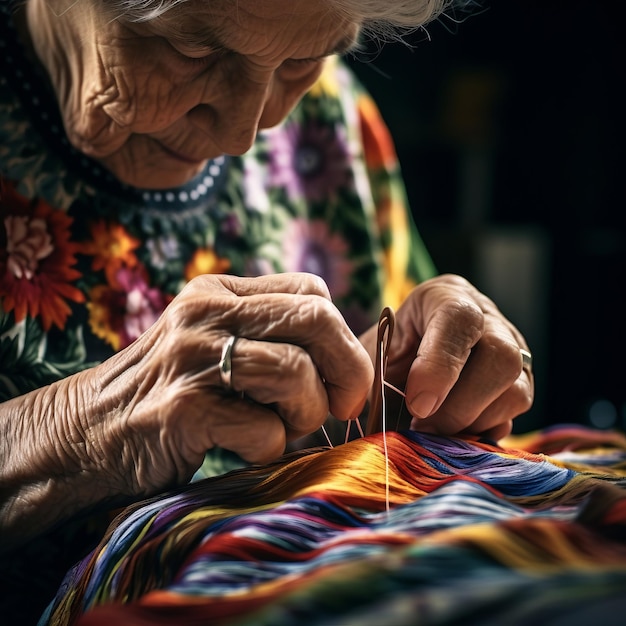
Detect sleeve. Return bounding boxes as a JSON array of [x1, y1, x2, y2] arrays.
[[355, 84, 438, 310]]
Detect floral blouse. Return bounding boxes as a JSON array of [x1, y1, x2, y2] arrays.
[[0, 8, 440, 619], [0, 8, 436, 405]]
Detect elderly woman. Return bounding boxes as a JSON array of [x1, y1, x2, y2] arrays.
[[0, 0, 533, 618]]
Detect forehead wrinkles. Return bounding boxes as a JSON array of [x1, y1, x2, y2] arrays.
[[253, 10, 348, 60], [240, 2, 347, 57], [153, 0, 356, 61]]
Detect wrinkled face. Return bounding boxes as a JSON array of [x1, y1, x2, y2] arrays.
[[26, 0, 360, 189]]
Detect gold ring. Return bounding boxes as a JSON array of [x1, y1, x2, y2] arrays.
[[520, 349, 532, 375]]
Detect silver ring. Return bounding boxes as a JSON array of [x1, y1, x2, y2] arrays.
[[520, 349, 532, 375], [218, 335, 237, 389]]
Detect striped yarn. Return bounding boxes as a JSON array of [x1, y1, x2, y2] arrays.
[[40, 426, 626, 626]]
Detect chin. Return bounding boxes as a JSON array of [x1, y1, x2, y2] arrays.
[[102, 157, 208, 190]]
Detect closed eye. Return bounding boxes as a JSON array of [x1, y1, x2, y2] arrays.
[[183, 53, 218, 67], [278, 57, 325, 80], [286, 57, 321, 66], [281, 57, 325, 73], [168, 39, 227, 66]]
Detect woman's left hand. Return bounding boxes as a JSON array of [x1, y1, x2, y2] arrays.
[[360, 274, 534, 441]]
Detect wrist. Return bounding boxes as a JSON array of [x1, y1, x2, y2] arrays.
[[0, 371, 123, 551]]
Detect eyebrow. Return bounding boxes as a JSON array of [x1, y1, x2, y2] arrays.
[[315, 34, 360, 59], [171, 26, 359, 62]]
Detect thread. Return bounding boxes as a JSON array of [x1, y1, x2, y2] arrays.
[[380, 341, 390, 513]]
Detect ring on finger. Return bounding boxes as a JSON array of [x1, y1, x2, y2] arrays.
[[520, 348, 533, 376], [218, 335, 237, 390]]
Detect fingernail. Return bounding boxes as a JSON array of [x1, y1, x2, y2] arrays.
[[408, 391, 438, 418]]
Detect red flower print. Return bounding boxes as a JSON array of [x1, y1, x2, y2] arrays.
[[0, 181, 84, 331]]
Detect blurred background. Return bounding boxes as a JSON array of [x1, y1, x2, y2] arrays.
[[347, 0, 625, 433]]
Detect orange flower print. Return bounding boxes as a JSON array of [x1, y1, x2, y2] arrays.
[[358, 93, 399, 171], [87, 264, 169, 351], [80, 220, 140, 284], [0, 181, 84, 331], [185, 248, 231, 281]]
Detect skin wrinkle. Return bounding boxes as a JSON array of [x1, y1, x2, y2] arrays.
[[421, 312, 474, 371], [0, 0, 536, 555], [93, 277, 352, 471], [82, 42, 148, 145], [206, 395, 288, 460], [79, 376, 154, 493], [201, 288, 370, 420], [108, 36, 211, 128], [480, 337, 521, 382], [25, 0, 360, 188], [83, 384, 127, 471], [243, 343, 328, 422], [97, 63, 133, 130], [2, 382, 83, 528], [154, 400, 190, 486], [177, 1, 357, 60], [114, 364, 184, 490], [41, 383, 85, 477], [66, 10, 110, 143]]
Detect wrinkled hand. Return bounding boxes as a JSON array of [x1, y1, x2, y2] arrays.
[[361, 274, 533, 441], [75, 273, 373, 497]]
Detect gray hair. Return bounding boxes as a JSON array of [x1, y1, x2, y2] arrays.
[[105, 0, 478, 40]]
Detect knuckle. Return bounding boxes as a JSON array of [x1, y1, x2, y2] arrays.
[[303, 294, 343, 332], [165, 278, 230, 329], [434, 299, 485, 349], [450, 299, 485, 333], [438, 273, 473, 291], [477, 336, 523, 383], [162, 297, 187, 329], [181, 273, 220, 295], [283, 343, 314, 378], [494, 341, 522, 380], [295, 272, 332, 300], [294, 353, 317, 382]]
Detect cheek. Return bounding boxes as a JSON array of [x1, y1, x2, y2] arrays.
[[127, 81, 198, 131], [105, 55, 205, 134]]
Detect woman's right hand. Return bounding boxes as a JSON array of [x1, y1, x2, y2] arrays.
[[0, 273, 373, 549]]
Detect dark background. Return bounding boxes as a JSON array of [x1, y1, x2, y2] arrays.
[[348, 0, 626, 433]]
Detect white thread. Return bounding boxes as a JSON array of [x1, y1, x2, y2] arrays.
[[320, 424, 334, 448], [354, 419, 365, 439], [380, 341, 390, 514], [344, 418, 365, 444], [384, 380, 406, 398], [384, 380, 407, 432], [322, 417, 365, 448]]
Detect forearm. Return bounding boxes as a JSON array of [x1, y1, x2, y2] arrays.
[[0, 370, 124, 553]]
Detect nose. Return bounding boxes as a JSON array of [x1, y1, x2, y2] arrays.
[[190, 73, 271, 155]]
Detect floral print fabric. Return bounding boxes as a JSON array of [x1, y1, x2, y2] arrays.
[[0, 15, 436, 404], [0, 11, 440, 622]]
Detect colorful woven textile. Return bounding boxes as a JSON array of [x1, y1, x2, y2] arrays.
[[40, 425, 626, 625]]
